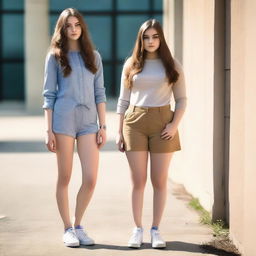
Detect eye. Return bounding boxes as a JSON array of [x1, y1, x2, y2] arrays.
[[75, 23, 81, 27], [153, 34, 159, 39], [143, 35, 149, 40]]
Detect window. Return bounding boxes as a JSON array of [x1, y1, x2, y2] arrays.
[[0, 0, 24, 100]]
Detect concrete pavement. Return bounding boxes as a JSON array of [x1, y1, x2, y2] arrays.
[[0, 101, 216, 256]]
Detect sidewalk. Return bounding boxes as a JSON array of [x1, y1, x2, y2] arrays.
[[0, 101, 216, 256]]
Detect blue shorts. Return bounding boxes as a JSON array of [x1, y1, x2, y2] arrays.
[[53, 104, 98, 138]]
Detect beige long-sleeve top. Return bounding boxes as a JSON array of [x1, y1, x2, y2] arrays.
[[116, 58, 187, 114]]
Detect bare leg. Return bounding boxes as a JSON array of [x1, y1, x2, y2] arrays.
[[150, 152, 173, 227], [126, 151, 148, 227], [74, 133, 99, 227], [55, 134, 75, 230]]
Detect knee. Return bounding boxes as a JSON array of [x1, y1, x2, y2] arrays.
[[57, 173, 71, 187], [82, 178, 97, 192], [133, 180, 146, 190], [151, 179, 167, 190]]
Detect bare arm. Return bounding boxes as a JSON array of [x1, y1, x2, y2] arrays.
[[170, 108, 185, 129], [96, 102, 106, 149], [161, 59, 187, 140], [44, 109, 56, 152], [116, 59, 132, 152], [116, 113, 125, 152], [97, 102, 106, 127], [44, 108, 53, 132]]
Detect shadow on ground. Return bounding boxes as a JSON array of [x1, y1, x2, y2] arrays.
[[69, 241, 235, 255], [0, 140, 118, 153]]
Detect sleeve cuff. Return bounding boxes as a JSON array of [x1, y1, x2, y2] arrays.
[[95, 97, 107, 104], [174, 97, 187, 111], [42, 100, 54, 110]]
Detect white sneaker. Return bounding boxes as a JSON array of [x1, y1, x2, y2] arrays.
[[63, 228, 80, 247], [128, 227, 143, 248], [75, 227, 95, 245], [151, 229, 166, 248]]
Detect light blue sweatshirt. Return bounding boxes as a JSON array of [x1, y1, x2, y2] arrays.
[[43, 50, 106, 111]]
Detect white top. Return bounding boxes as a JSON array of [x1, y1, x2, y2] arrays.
[[116, 58, 187, 114]]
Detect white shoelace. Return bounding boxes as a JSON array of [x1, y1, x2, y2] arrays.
[[153, 231, 161, 239], [76, 229, 87, 238], [65, 229, 78, 240], [152, 230, 164, 243], [131, 230, 142, 242]]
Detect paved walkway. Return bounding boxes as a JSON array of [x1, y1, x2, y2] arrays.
[[0, 102, 216, 256]]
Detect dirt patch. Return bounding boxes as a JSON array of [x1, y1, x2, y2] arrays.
[[200, 237, 241, 256], [171, 181, 193, 202]]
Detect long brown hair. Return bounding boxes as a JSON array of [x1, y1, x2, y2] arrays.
[[124, 19, 179, 89], [49, 8, 97, 77]]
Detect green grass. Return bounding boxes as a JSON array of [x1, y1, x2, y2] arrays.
[[189, 198, 240, 255], [189, 198, 229, 237], [212, 220, 229, 237]]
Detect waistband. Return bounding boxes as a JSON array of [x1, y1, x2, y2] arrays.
[[128, 105, 170, 112]]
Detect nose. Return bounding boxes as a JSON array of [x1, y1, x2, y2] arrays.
[[149, 37, 153, 43], [71, 25, 76, 32]]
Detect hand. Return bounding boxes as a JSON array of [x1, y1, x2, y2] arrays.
[[161, 122, 177, 140], [97, 128, 106, 149], [116, 132, 125, 152], [45, 131, 56, 153]]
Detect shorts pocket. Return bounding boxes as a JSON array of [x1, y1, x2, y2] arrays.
[[160, 109, 174, 125], [124, 111, 144, 124], [124, 110, 135, 120]]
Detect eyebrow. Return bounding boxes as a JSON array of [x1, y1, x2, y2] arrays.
[[144, 33, 159, 36], [66, 22, 80, 25]]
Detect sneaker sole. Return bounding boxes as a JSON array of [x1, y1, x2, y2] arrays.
[[152, 243, 166, 249], [128, 242, 143, 248], [80, 241, 95, 246], [64, 241, 80, 247]]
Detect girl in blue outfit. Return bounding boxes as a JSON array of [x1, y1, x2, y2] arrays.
[[43, 8, 106, 247]]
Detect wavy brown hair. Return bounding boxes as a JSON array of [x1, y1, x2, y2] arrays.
[[124, 19, 179, 89], [49, 8, 97, 77]]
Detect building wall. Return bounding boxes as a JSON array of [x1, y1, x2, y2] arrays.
[[165, 0, 256, 255], [164, 0, 216, 212], [229, 1, 256, 255]]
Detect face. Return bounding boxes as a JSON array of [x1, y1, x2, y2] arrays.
[[65, 16, 82, 41], [143, 28, 160, 53]]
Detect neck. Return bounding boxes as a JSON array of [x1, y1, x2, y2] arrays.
[[68, 40, 80, 51], [145, 52, 158, 59]]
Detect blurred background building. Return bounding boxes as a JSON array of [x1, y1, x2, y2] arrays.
[[0, 0, 162, 112]]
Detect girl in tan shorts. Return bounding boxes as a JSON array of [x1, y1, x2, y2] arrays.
[[116, 19, 187, 248]]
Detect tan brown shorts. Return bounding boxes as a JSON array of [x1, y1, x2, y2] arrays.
[[123, 105, 181, 153]]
